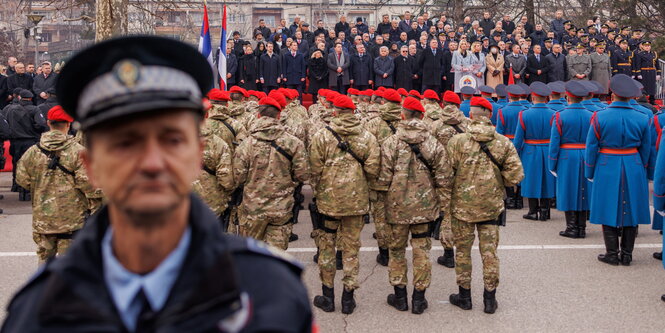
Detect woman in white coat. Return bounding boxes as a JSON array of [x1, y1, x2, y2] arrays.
[[452, 40, 486, 92]]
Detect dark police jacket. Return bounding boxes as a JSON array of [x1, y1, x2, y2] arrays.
[[545, 52, 567, 82], [5, 100, 40, 140], [1, 195, 313, 333], [350, 53, 373, 86], [259, 52, 282, 87]]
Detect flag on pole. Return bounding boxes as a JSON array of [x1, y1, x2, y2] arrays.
[[198, 3, 215, 84], [218, 5, 228, 91], [508, 66, 515, 85]]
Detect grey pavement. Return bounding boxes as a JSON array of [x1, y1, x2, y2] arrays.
[[0, 173, 663, 332]]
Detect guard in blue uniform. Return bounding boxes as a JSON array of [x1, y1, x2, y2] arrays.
[[632, 41, 661, 104], [652, 133, 665, 302], [459, 86, 475, 117], [546, 81, 567, 112], [495, 84, 509, 109], [588, 81, 608, 110], [513, 82, 556, 220], [549, 81, 593, 238], [610, 39, 632, 76], [0, 36, 315, 333], [579, 81, 602, 112], [517, 83, 532, 108], [586, 74, 651, 266], [649, 108, 665, 261], [496, 85, 527, 209], [479, 85, 499, 125]]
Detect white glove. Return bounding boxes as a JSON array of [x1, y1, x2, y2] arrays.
[[637, 75, 643, 80], [657, 75, 662, 81], [587, 178, 593, 183], [550, 170, 558, 177], [657, 210, 665, 217]]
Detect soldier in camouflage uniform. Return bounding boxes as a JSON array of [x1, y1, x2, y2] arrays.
[[274, 90, 308, 145], [228, 86, 255, 131], [233, 97, 310, 250], [378, 97, 449, 315], [310, 94, 380, 314], [443, 97, 524, 314], [308, 89, 330, 123], [364, 89, 403, 266], [430, 91, 468, 268], [421, 89, 442, 129], [362, 90, 382, 125], [191, 121, 234, 219], [355, 90, 372, 121], [16, 106, 102, 263]]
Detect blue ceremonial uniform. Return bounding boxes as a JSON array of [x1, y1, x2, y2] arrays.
[[513, 103, 556, 198], [460, 99, 471, 117], [484, 97, 500, 125], [590, 97, 606, 110], [585, 101, 651, 228], [581, 100, 601, 112], [495, 101, 524, 141], [518, 100, 532, 108], [650, 111, 665, 231], [547, 98, 567, 112], [653, 134, 665, 251], [549, 103, 592, 211]]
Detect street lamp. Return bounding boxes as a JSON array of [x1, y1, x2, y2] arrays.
[[27, 13, 45, 67]]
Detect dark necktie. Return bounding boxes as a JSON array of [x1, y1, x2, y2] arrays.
[[135, 289, 156, 332]]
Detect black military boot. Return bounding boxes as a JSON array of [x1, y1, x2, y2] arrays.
[[341, 288, 356, 314], [372, 232, 377, 239], [559, 211, 579, 238], [539, 198, 551, 221], [653, 252, 662, 260], [387, 286, 408, 311], [620, 226, 636, 266], [576, 211, 587, 238], [662, 294, 665, 302], [313, 249, 319, 264], [483, 289, 498, 314], [449, 286, 472, 310], [436, 248, 455, 268], [363, 214, 370, 224], [313, 285, 335, 312], [336, 250, 343, 270], [411, 288, 428, 314], [376, 248, 389, 266], [523, 198, 539, 220], [289, 232, 299, 242], [505, 187, 516, 209], [598, 225, 620, 266], [550, 197, 557, 209], [515, 186, 524, 209]]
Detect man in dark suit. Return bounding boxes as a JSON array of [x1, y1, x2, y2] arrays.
[[545, 43, 568, 82], [377, 14, 392, 35], [335, 16, 350, 36], [281, 42, 306, 95], [399, 11, 413, 33], [394, 45, 416, 90], [441, 46, 453, 92], [526, 45, 548, 83], [259, 43, 282, 93], [293, 31, 310, 56], [417, 39, 445, 93], [350, 44, 373, 91], [501, 15, 516, 35]]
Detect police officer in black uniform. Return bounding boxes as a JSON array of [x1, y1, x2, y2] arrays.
[[611, 39, 633, 76], [4, 89, 40, 201], [1, 36, 314, 333]]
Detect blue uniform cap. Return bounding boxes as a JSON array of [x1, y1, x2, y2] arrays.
[[506, 84, 525, 96], [633, 79, 644, 90], [478, 85, 495, 94], [460, 86, 476, 95], [578, 81, 598, 95], [529, 81, 551, 97], [610, 74, 641, 98], [564, 81, 589, 97], [547, 81, 566, 94], [494, 84, 507, 97], [588, 81, 604, 94], [517, 83, 530, 95]]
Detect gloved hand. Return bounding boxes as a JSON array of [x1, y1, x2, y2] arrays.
[[657, 210, 665, 217], [550, 170, 558, 177], [657, 75, 661, 81], [587, 178, 594, 183], [637, 75, 643, 80]]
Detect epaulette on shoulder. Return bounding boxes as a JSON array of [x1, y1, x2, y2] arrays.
[[225, 236, 304, 275]]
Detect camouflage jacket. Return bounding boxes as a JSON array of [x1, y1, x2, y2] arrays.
[[309, 113, 380, 216], [363, 101, 402, 190], [192, 128, 234, 216], [431, 104, 470, 147], [378, 119, 448, 224], [228, 101, 256, 132], [280, 107, 308, 145], [444, 116, 524, 223], [233, 117, 310, 219], [205, 105, 247, 152], [287, 101, 309, 122], [16, 130, 102, 234], [361, 103, 381, 126], [307, 107, 334, 148], [422, 103, 442, 129], [308, 102, 326, 122]]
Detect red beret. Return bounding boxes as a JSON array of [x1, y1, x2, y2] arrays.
[[373, 90, 383, 98], [423, 89, 440, 100], [470, 96, 493, 112], [268, 90, 287, 108], [325, 91, 339, 100], [347, 88, 359, 95], [408, 90, 422, 99], [318, 89, 328, 98], [397, 88, 408, 96], [208, 89, 231, 101], [259, 97, 282, 111], [256, 91, 267, 99], [443, 91, 461, 105], [47, 105, 74, 123], [377, 86, 386, 92], [289, 88, 299, 98], [402, 96, 425, 113], [364, 89, 374, 96], [333, 94, 356, 110], [229, 86, 249, 97], [382, 89, 402, 103]]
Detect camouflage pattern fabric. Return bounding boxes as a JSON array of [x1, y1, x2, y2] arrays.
[[317, 215, 364, 291], [233, 116, 310, 221], [370, 190, 391, 249], [443, 116, 524, 222], [422, 102, 442, 128], [388, 222, 432, 291], [361, 102, 381, 126], [309, 113, 380, 217], [16, 130, 102, 236], [452, 218, 500, 291], [363, 101, 402, 191], [206, 104, 248, 151], [378, 118, 448, 225], [239, 213, 291, 250], [191, 126, 234, 216], [32, 232, 73, 264], [227, 100, 256, 131]]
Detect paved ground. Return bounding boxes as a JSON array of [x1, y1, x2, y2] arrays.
[[0, 173, 663, 332]]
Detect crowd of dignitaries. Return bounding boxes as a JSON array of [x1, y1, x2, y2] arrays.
[[221, 10, 662, 105]]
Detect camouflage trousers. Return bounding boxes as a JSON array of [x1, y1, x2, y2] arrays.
[[370, 190, 391, 249], [452, 218, 500, 291], [388, 223, 432, 291], [317, 215, 364, 291], [239, 213, 292, 251], [439, 214, 454, 249], [32, 232, 73, 264]]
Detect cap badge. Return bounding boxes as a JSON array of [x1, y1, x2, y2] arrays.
[[114, 59, 141, 88]]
